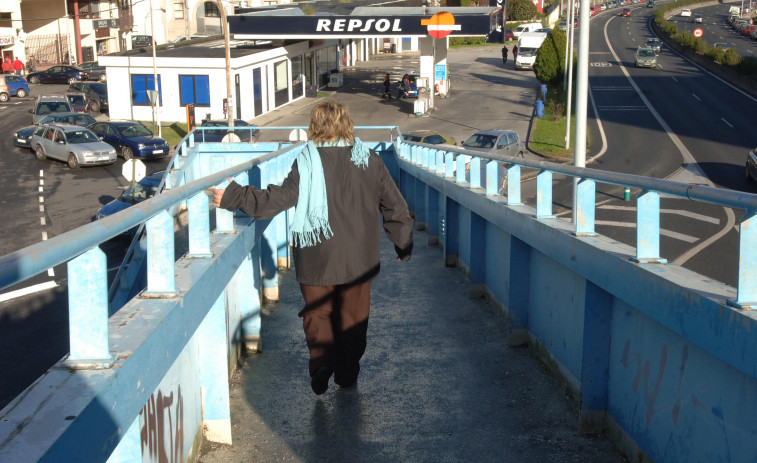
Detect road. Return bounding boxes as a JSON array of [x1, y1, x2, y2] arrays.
[[669, 3, 757, 58], [0, 85, 169, 408]]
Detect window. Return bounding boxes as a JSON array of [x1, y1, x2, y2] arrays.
[[204, 2, 220, 17], [173, 2, 184, 19], [131, 74, 162, 105], [179, 75, 210, 106], [273, 60, 289, 108]]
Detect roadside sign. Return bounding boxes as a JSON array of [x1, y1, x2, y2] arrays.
[[122, 159, 146, 182], [693, 28, 703, 38]]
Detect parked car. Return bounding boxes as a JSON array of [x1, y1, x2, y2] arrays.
[[713, 42, 731, 50], [77, 61, 107, 82], [68, 81, 108, 112], [680, 8, 692, 17], [402, 130, 456, 145], [645, 37, 662, 53], [747, 147, 757, 182], [30, 95, 73, 123], [646, 0, 655, 7], [89, 121, 170, 160], [131, 35, 153, 49], [621, 8, 632, 16], [634, 47, 658, 68], [0, 76, 10, 102], [14, 112, 97, 150], [196, 120, 261, 142], [30, 123, 117, 168], [460, 129, 525, 158], [65, 92, 88, 113], [398, 73, 420, 98], [692, 14, 703, 23], [26, 65, 87, 85], [97, 171, 166, 230], [4, 75, 30, 97], [504, 28, 515, 41]]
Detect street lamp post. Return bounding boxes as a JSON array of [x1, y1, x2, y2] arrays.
[[216, 0, 233, 129], [149, 0, 161, 137]]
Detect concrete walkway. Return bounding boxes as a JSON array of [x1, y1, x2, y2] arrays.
[[199, 229, 627, 462], [199, 48, 626, 462]]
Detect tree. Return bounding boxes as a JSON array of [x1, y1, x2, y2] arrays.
[[533, 29, 571, 84], [510, 0, 539, 21]]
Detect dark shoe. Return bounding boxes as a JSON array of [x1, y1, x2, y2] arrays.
[[336, 377, 357, 389], [311, 367, 333, 395]]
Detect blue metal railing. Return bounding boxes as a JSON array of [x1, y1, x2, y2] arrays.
[[398, 141, 757, 308]]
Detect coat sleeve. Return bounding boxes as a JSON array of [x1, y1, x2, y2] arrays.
[[219, 161, 300, 219], [375, 156, 414, 260]]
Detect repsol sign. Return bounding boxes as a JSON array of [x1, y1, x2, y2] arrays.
[[229, 14, 493, 38]]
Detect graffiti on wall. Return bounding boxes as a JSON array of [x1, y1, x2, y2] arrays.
[[140, 386, 185, 463]]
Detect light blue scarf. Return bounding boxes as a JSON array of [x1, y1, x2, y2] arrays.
[[290, 138, 370, 247]]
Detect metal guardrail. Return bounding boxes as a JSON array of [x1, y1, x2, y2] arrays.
[[399, 140, 757, 308]]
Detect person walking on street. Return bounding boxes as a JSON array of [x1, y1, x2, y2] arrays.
[[1, 57, 10, 74], [383, 73, 392, 99], [501, 45, 508, 64], [213, 99, 414, 395], [513, 44, 518, 60], [12, 58, 24, 76]]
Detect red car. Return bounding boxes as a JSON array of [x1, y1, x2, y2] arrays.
[[621, 8, 632, 16]]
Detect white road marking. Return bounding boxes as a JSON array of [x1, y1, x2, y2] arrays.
[[48, 268, 55, 277], [38, 196, 44, 203], [38, 186, 43, 192], [721, 118, 733, 128], [692, 94, 701, 101], [41, 231, 48, 240], [598, 205, 720, 224], [40, 179, 44, 186], [595, 220, 699, 243], [39, 205, 44, 212], [0, 281, 58, 303], [39, 170, 43, 177], [671, 76, 678, 82], [40, 217, 46, 226]]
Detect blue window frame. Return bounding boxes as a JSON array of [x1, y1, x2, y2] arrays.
[[179, 75, 211, 107], [131, 74, 162, 106]]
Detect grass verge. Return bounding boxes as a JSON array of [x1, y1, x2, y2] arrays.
[[529, 84, 588, 160]]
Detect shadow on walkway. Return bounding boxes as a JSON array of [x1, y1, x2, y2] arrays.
[[200, 228, 627, 462]]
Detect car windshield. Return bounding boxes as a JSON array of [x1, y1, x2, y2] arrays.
[[404, 135, 424, 142], [65, 130, 100, 144], [38, 114, 96, 126], [119, 124, 152, 137], [88, 83, 107, 94], [66, 94, 86, 105], [122, 182, 159, 203], [638, 49, 655, 57], [463, 134, 497, 149]]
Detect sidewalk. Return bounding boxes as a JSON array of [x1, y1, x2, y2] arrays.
[[199, 230, 627, 462], [199, 49, 626, 463]]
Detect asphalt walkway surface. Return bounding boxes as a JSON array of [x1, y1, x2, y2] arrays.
[[199, 47, 627, 462]]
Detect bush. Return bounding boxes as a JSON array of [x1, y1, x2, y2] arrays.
[[510, 0, 540, 21], [533, 29, 571, 84], [736, 56, 757, 76], [692, 37, 707, 54], [723, 48, 741, 67], [449, 36, 487, 46], [548, 99, 565, 121], [705, 47, 725, 63]]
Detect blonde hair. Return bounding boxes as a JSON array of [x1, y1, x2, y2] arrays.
[[307, 99, 354, 144]]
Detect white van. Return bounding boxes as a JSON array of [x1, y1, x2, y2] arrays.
[[513, 22, 543, 39], [515, 32, 548, 70]]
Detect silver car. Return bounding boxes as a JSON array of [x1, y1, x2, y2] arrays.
[[461, 129, 525, 158], [634, 47, 658, 68], [31, 123, 117, 168]]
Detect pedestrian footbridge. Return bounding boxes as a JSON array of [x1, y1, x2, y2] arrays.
[[0, 127, 755, 462]]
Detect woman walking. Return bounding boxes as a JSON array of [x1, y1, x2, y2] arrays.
[[213, 100, 414, 395]]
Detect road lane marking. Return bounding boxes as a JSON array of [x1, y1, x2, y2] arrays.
[[599, 205, 720, 224], [692, 94, 701, 101], [595, 221, 699, 243], [48, 268, 55, 277], [671, 76, 678, 82], [41, 231, 47, 240], [721, 118, 733, 127], [38, 186, 43, 192], [38, 196, 44, 203], [39, 205, 44, 212], [0, 281, 58, 303], [40, 217, 46, 226]]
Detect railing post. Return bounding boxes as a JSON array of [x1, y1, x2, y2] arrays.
[[486, 160, 499, 197], [506, 164, 522, 205], [436, 150, 445, 175], [261, 161, 279, 302], [456, 155, 466, 184], [445, 152, 455, 179], [635, 190, 666, 263], [144, 210, 176, 295], [470, 157, 481, 189], [188, 192, 212, 257], [575, 178, 597, 236], [729, 211, 757, 309], [199, 292, 232, 445], [536, 169, 554, 219], [66, 247, 114, 368]]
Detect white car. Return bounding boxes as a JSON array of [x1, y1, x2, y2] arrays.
[[680, 9, 692, 17]]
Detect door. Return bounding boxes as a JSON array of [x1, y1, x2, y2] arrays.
[[47, 128, 66, 161]]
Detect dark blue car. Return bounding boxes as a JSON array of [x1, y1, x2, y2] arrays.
[[97, 171, 166, 234], [26, 65, 87, 85], [88, 121, 170, 160], [5, 75, 30, 97]]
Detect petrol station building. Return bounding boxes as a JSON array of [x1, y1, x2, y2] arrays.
[[100, 7, 496, 124]]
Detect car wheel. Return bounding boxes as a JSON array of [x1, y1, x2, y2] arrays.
[[29, 76, 40, 84], [68, 77, 78, 85], [67, 154, 80, 169], [122, 146, 134, 160], [16, 88, 27, 98], [35, 146, 46, 161], [0, 92, 8, 103], [89, 101, 100, 112]]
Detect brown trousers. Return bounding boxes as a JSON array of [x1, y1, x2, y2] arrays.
[[299, 280, 372, 385]]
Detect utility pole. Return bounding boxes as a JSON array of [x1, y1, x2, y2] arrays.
[[572, 0, 590, 224], [216, 0, 233, 129]]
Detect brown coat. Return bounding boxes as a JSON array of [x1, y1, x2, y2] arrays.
[[220, 146, 413, 286]]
